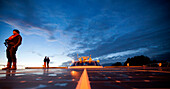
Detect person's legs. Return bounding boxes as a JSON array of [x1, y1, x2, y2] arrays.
[[2, 47, 12, 70], [47, 62, 49, 68], [44, 62, 46, 68], [9, 47, 17, 70]]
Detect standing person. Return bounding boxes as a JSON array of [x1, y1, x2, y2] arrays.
[[46, 57, 50, 68], [43, 56, 50, 68], [43, 56, 47, 68], [2, 29, 22, 70]]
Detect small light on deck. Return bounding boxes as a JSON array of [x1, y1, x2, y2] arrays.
[[20, 81, 26, 83], [48, 81, 53, 83], [115, 80, 121, 83]]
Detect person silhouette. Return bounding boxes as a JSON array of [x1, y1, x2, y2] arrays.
[[43, 56, 50, 68], [46, 57, 50, 68], [2, 29, 22, 70]]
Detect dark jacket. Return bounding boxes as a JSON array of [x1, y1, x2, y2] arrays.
[[7, 35, 22, 48], [47, 58, 50, 63], [44, 57, 50, 63]]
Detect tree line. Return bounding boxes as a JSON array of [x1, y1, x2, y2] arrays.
[[111, 55, 168, 66]]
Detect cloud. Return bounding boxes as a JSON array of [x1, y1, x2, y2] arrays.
[[0, 0, 170, 64], [95, 48, 148, 60], [0, 0, 67, 42], [31, 51, 43, 57]]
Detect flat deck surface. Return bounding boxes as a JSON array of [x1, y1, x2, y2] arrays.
[[0, 67, 170, 89], [0, 69, 83, 89], [87, 67, 170, 89]]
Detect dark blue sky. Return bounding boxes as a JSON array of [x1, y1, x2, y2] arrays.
[[0, 0, 170, 66]]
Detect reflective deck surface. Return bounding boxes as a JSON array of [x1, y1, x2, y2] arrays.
[[0, 67, 170, 89], [88, 67, 170, 89], [0, 69, 83, 89]]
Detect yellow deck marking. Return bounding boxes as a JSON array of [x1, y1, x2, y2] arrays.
[[76, 69, 91, 89]]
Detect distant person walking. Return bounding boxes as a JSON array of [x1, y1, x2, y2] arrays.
[[2, 29, 22, 70], [44, 56, 50, 68]]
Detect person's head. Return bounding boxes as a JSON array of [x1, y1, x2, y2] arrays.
[[13, 29, 20, 35]]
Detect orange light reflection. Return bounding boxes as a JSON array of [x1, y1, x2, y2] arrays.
[[71, 71, 79, 77]]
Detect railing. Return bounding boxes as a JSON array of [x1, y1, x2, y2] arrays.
[[0, 65, 25, 69], [145, 63, 170, 67]]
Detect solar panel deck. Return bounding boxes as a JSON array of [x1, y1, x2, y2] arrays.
[[0, 67, 170, 89]]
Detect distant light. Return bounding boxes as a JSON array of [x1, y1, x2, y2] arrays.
[[158, 63, 162, 67], [72, 60, 75, 63]]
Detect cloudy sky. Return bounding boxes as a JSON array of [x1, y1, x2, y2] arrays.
[[0, 0, 170, 67]]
